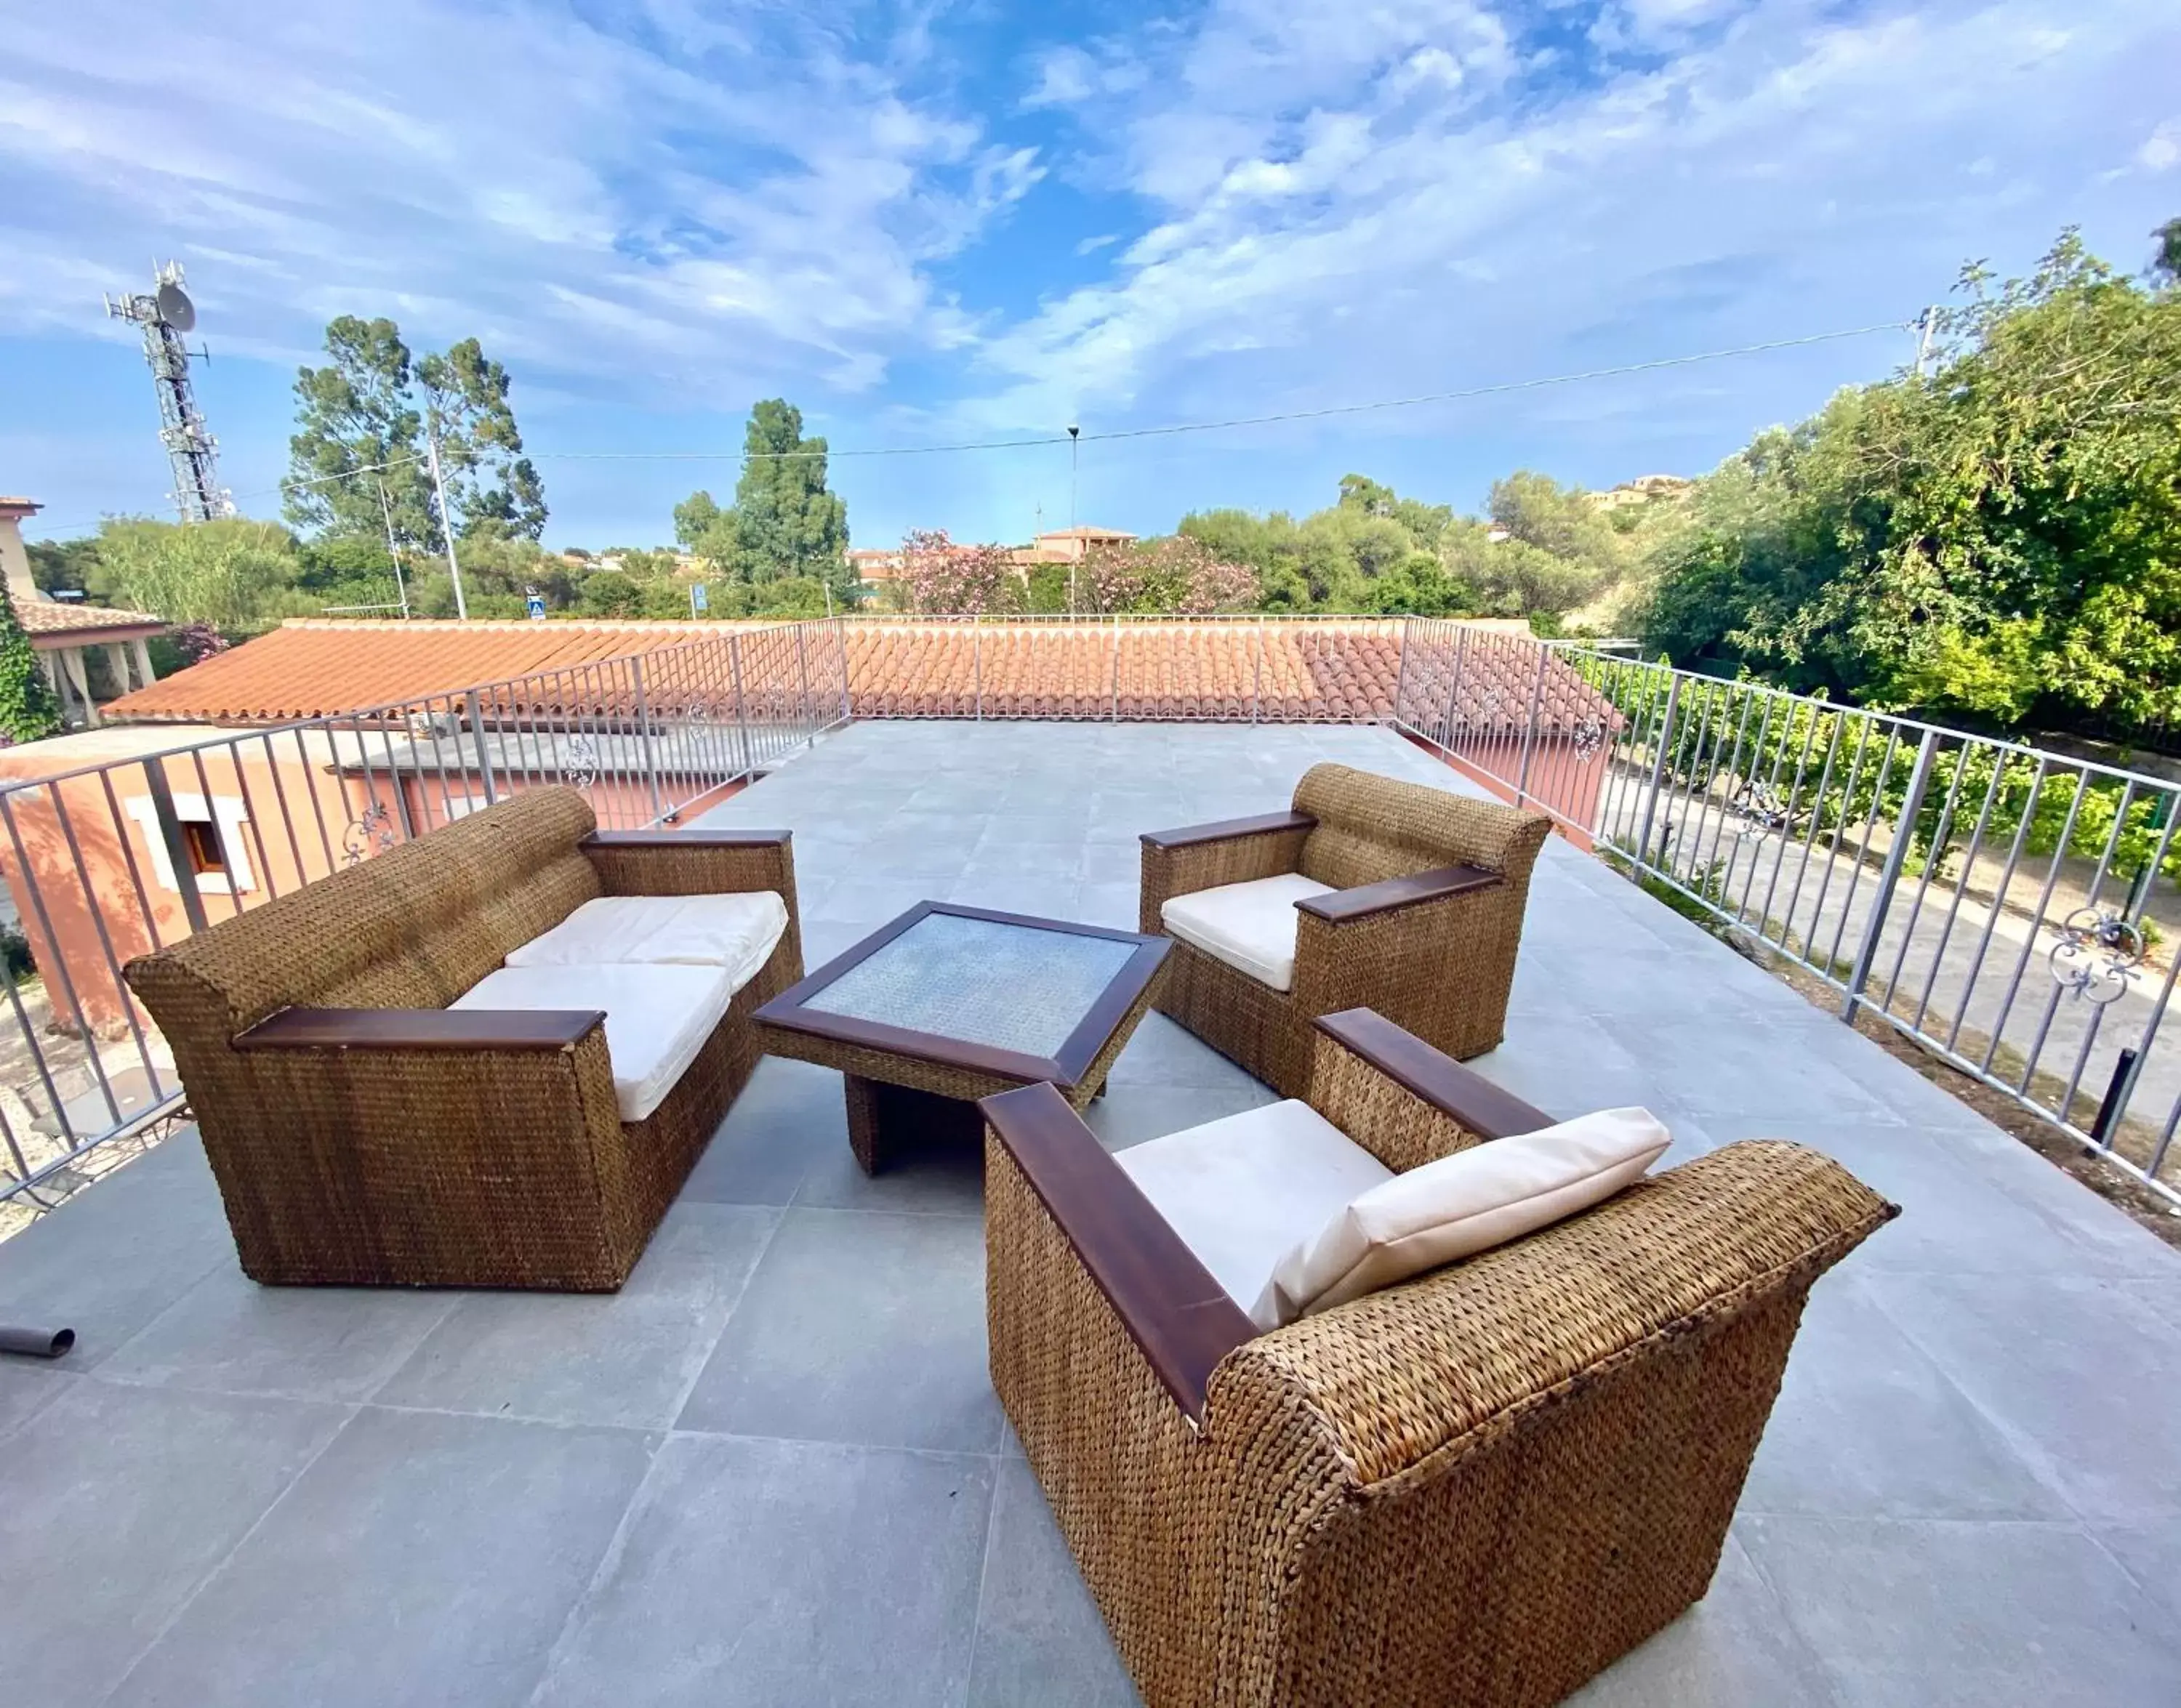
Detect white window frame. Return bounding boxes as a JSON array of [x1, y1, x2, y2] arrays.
[[123, 793, 256, 896]]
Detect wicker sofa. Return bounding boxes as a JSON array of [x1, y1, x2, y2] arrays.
[[981, 1008, 1895, 1708], [1139, 763, 1553, 1097], [124, 787, 802, 1292]]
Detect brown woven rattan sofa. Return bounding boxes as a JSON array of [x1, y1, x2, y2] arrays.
[[981, 1009, 1895, 1708], [124, 787, 801, 1292], [1140, 763, 1552, 1097]]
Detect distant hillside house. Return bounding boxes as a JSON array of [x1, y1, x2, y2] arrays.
[[1588, 475, 1693, 512], [0, 496, 166, 728], [1011, 525, 1136, 566]]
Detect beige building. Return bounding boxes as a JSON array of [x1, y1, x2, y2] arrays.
[[1011, 525, 1136, 565], [0, 497, 166, 727]]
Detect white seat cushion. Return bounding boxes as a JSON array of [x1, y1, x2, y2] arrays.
[[1159, 872, 1335, 993], [507, 893, 788, 991], [1116, 1100, 1392, 1324], [1256, 1108, 1672, 1330], [451, 962, 734, 1124]]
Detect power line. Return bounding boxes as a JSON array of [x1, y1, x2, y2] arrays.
[[26, 318, 1915, 533], [530, 321, 1915, 464]]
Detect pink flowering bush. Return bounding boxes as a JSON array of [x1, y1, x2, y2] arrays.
[[899, 529, 1022, 615], [1079, 535, 1258, 614]]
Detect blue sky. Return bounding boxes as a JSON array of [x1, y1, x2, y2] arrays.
[[6, 0, 2178, 551]]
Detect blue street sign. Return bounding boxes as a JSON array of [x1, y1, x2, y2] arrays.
[[526, 592, 547, 620], [691, 583, 710, 614]]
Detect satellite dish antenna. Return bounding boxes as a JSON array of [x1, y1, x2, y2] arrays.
[[155, 281, 196, 331]]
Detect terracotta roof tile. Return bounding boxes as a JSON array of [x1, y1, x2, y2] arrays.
[[17, 600, 166, 638], [102, 616, 1621, 733]]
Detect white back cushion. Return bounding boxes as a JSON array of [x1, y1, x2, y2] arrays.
[[1159, 872, 1335, 993], [453, 962, 734, 1124], [1254, 1108, 1671, 1330], [1115, 1100, 1392, 1320], [507, 893, 787, 992]]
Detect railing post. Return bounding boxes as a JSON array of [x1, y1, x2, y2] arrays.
[[1252, 619, 1264, 724], [835, 617, 851, 727], [794, 624, 814, 747], [1632, 673, 1682, 871], [144, 762, 211, 935], [728, 636, 754, 779], [630, 656, 664, 819], [1514, 641, 1549, 804], [1445, 627, 1469, 749], [973, 621, 983, 722], [1110, 616, 1120, 722], [1839, 726, 1940, 1022], [463, 689, 497, 805], [1391, 617, 1413, 730]]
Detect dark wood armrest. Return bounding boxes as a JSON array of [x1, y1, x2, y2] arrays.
[[581, 829, 792, 849], [1139, 810, 1314, 851], [981, 1081, 1255, 1423], [1296, 864, 1502, 925], [1312, 1009, 1550, 1138], [234, 1005, 604, 1053]]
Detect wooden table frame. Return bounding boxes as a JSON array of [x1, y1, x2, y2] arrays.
[[753, 901, 1171, 1174]]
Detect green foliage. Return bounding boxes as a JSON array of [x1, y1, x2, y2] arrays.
[[284, 317, 545, 551], [25, 536, 97, 596], [1639, 228, 2181, 736], [0, 578, 62, 744], [678, 400, 850, 589], [417, 338, 546, 541], [90, 517, 316, 629], [1179, 470, 1647, 617]]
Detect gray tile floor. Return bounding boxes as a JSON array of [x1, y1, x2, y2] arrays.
[[3, 720, 2179, 1706]]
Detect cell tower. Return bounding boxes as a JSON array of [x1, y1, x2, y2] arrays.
[[104, 262, 232, 523]]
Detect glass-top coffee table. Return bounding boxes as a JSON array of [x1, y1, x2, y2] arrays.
[[752, 902, 1172, 1175]]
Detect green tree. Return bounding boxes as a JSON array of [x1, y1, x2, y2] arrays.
[[284, 318, 545, 552], [0, 579, 62, 744], [1641, 228, 2181, 730], [91, 517, 310, 629], [2153, 215, 2181, 286], [417, 338, 547, 541], [720, 400, 849, 584], [284, 317, 434, 544]]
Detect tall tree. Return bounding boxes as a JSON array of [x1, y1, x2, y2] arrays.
[[284, 317, 433, 545], [284, 320, 545, 550], [724, 400, 848, 584], [417, 338, 547, 542]]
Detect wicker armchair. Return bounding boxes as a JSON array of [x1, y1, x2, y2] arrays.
[[1139, 763, 1552, 1097], [981, 1009, 1895, 1708], [124, 788, 802, 1292]]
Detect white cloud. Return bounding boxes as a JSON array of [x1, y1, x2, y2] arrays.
[[2142, 120, 2181, 172], [0, 1, 1032, 399], [959, 0, 2181, 443]]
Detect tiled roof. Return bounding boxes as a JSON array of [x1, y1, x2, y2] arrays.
[[17, 599, 166, 639], [100, 616, 1620, 730], [102, 619, 736, 722]]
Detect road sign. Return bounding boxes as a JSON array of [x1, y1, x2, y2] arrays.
[[691, 583, 710, 615], [526, 592, 546, 621]]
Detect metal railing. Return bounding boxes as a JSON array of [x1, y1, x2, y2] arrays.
[[16, 606, 2175, 1220], [840, 616, 1406, 722], [1393, 617, 2181, 1207], [0, 620, 846, 1217]]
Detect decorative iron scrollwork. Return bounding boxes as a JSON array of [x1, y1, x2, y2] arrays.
[[1731, 781, 1796, 839], [563, 733, 601, 791], [1570, 714, 1607, 762], [2048, 907, 2145, 1006], [341, 801, 395, 866]]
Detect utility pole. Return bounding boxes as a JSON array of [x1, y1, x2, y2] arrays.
[[1911, 307, 1937, 381], [425, 419, 468, 621], [376, 480, 411, 619], [1067, 423, 1080, 616]]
